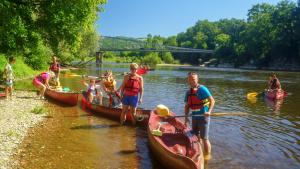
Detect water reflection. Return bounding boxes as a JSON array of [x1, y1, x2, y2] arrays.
[[264, 97, 284, 114]]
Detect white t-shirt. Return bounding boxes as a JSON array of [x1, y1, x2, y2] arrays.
[[4, 63, 13, 80]]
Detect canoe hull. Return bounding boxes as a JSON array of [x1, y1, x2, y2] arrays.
[[147, 111, 204, 169], [81, 94, 151, 126], [0, 92, 5, 98], [264, 90, 287, 100], [45, 89, 79, 106]]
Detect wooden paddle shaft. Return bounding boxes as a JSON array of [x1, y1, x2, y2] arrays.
[[168, 112, 248, 118]]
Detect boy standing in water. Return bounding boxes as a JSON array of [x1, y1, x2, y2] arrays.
[[3, 57, 16, 100], [184, 72, 215, 156]]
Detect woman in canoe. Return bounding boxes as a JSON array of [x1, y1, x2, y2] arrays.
[[33, 71, 55, 99], [268, 73, 281, 91], [82, 77, 103, 105], [184, 72, 215, 156], [118, 63, 144, 125], [101, 70, 121, 108]]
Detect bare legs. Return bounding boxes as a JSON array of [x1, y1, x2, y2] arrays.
[[120, 105, 136, 125], [5, 86, 13, 100], [120, 105, 129, 125], [37, 84, 46, 99], [87, 92, 103, 105], [203, 139, 211, 155]]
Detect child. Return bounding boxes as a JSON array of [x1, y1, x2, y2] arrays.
[[82, 78, 103, 105], [101, 70, 121, 107], [3, 57, 16, 100]]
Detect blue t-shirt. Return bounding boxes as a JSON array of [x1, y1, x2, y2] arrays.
[[184, 85, 212, 116]]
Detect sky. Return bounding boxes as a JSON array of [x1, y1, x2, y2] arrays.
[[96, 0, 297, 38]]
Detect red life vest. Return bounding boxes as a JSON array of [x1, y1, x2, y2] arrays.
[[187, 86, 205, 110], [124, 74, 140, 96], [50, 62, 59, 72]]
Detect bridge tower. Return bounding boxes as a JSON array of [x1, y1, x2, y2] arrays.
[[96, 52, 103, 64]]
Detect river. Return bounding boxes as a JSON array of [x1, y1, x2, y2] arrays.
[[13, 63, 300, 169]]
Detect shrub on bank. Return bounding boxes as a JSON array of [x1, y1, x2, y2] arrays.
[[141, 53, 162, 67]]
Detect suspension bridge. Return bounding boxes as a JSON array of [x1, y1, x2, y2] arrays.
[[98, 36, 214, 53]]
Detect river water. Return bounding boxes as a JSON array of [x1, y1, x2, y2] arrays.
[[13, 63, 300, 169]]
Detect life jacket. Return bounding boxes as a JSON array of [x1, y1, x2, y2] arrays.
[[50, 62, 59, 72], [187, 86, 209, 111], [87, 84, 98, 96], [124, 74, 140, 96], [270, 78, 279, 89], [103, 79, 116, 92]]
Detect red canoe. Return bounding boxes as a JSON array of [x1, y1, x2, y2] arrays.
[[264, 90, 287, 100], [137, 68, 148, 75], [45, 89, 79, 106], [0, 92, 5, 98], [147, 111, 204, 169], [81, 94, 151, 126]]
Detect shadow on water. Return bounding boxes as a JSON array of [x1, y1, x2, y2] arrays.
[[70, 124, 121, 130], [117, 149, 136, 155], [42, 115, 53, 118]]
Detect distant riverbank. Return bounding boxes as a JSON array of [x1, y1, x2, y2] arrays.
[[157, 63, 300, 72]]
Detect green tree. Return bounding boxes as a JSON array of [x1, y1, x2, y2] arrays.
[[161, 52, 175, 64]]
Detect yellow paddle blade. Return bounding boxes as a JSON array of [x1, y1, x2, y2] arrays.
[[247, 92, 258, 99]]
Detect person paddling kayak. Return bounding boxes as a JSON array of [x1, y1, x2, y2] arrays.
[[268, 72, 281, 91]]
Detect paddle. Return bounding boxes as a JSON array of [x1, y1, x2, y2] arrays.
[[166, 112, 249, 118]]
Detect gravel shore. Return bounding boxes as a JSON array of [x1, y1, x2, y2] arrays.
[[0, 91, 46, 169]]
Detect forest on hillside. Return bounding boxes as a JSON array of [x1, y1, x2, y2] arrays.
[[106, 0, 300, 69]]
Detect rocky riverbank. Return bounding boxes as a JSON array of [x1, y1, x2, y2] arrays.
[[0, 91, 46, 169]]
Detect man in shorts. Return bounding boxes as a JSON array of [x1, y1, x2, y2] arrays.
[[184, 72, 215, 155]]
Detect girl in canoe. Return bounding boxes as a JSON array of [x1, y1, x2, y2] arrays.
[[82, 77, 103, 105], [118, 63, 144, 125], [33, 71, 55, 99], [101, 70, 121, 108]]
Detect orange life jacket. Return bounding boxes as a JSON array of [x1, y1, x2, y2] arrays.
[[187, 87, 205, 110], [103, 79, 116, 92], [124, 74, 140, 96]]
